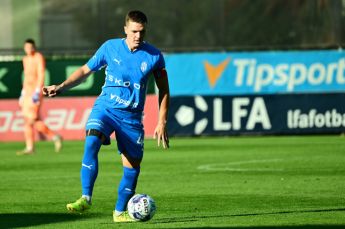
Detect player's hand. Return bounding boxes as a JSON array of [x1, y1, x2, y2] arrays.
[[42, 84, 62, 97], [32, 91, 40, 104], [153, 123, 169, 149]]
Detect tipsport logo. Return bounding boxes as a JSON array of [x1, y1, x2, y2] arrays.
[[174, 96, 272, 135], [202, 57, 345, 92], [203, 58, 231, 88]]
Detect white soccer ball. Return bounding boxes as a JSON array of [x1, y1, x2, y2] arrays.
[[127, 194, 156, 221]]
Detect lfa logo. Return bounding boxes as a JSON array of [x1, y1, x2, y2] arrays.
[[175, 96, 272, 134]]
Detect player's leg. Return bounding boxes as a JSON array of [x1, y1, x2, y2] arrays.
[[80, 129, 106, 199], [113, 154, 140, 222], [67, 106, 113, 212], [17, 101, 36, 155], [33, 104, 62, 152], [116, 154, 141, 211], [34, 120, 62, 152], [17, 118, 35, 155], [113, 120, 144, 222], [66, 129, 104, 212]]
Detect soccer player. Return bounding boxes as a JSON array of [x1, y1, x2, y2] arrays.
[[17, 39, 62, 155], [42, 10, 170, 222]]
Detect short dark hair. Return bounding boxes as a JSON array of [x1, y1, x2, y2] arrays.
[[25, 38, 36, 46], [125, 10, 148, 25]]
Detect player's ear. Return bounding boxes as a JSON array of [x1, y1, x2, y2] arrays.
[[124, 25, 128, 35]]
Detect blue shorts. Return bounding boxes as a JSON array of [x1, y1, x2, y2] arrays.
[[85, 103, 144, 160]]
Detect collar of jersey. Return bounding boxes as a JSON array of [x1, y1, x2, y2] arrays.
[[122, 38, 145, 53]]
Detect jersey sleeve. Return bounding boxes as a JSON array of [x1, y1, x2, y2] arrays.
[[155, 52, 165, 71], [86, 42, 107, 71], [153, 52, 167, 78]]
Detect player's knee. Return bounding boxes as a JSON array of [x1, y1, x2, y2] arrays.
[[25, 118, 36, 125], [34, 120, 44, 128], [85, 135, 102, 150], [86, 129, 108, 144], [128, 160, 141, 168], [121, 153, 141, 168]]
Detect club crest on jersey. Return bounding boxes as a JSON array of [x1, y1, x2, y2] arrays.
[[141, 62, 148, 73]]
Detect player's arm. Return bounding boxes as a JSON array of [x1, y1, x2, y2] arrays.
[[153, 68, 170, 149], [19, 59, 26, 106], [36, 53, 45, 90], [30, 54, 46, 103], [43, 64, 92, 97]]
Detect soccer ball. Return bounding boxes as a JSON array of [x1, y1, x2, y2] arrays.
[[127, 194, 156, 221]]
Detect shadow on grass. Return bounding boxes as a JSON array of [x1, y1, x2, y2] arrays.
[[153, 207, 345, 227], [0, 213, 93, 229]]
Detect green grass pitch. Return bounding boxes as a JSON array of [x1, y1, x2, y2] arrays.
[[1, 135, 345, 228]]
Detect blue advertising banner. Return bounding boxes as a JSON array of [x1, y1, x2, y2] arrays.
[[165, 50, 345, 96], [167, 93, 345, 136]]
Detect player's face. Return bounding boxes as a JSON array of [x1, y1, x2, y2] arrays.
[[24, 43, 36, 55], [124, 21, 146, 51]]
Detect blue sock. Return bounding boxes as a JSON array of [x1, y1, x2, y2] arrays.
[[81, 136, 102, 197], [115, 166, 140, 211]]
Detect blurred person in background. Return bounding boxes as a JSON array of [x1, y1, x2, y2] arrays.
[[42, 10, 170, 223], [17, 39, 62, 155]]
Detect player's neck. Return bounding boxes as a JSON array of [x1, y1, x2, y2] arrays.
[[124, 39, 139, 52], [27, 51, 36, 57]]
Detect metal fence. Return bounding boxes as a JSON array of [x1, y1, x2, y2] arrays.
[[0, 0, 344, 56]]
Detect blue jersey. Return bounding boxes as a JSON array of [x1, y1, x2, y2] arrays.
[[87, 38, 165, 114]]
